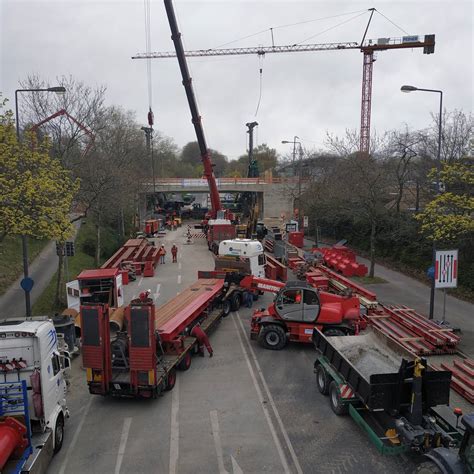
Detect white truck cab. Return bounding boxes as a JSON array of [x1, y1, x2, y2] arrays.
[[219, 239, 266, 278], [0, 319, 69, 473]]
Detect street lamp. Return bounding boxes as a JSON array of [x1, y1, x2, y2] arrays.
[[15, 86, 67, 318], [401, 84, 443, 319]]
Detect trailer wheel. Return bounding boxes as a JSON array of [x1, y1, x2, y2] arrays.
[[324, 328, 346, 337], [222, 299, 231, 317], [165, 369, 177, 391], [53, 413, 64, 454], [230, 292, 242, 311], [258, 325, 287, 350], [415, 461, 443, 474], [178, 352, 192, 371], [316, 365, 330, 395], [329, 381, 348, 416]]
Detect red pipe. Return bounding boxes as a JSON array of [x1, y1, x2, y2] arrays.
[[0, 417, 27, 469]]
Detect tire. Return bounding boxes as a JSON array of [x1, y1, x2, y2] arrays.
[[53, 413, 64, 454], [222, 299, 231, 317], [316, 365, 330, 395], [324, 328, 346, 337], [177, 352, 192, 371], [164, 369, 177, 391], [329, 381, 348, 416], [258, 325, 287, 350], [415, 461, 443, 474], [230, 292, 242, 311]]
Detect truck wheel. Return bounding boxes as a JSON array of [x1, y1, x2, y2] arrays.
[[316, 365, 330, 395], [222, 299, 231, 317], [258, 325, 287, 350], [324, 328, 346, 337], [178, 352, 192, 371], [53, 413, 64, 454], [329, 381, 348, 416], [415, 462, 443, 474], [230, 292, 242, 311], [165, 369, 177, 391]]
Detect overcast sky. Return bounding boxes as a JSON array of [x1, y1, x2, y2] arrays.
[[1, 0, 472, 160]]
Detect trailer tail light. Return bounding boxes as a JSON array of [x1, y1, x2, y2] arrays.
[[148, 370, 155, 385]]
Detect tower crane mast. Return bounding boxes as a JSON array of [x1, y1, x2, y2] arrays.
[[133, 24, 435, 155]]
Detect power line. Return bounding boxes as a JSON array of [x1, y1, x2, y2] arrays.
[[375, 9, 410, 35]]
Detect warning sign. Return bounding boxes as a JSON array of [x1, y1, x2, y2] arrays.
[[435, 250, 458, 289]]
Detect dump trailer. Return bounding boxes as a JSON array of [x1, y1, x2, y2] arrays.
[[312, 328, 462, 455], [81, 278, 232, 398], [0, 319, 70, 474]]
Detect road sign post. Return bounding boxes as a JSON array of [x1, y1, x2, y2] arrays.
[[434, 249, 458, 322]]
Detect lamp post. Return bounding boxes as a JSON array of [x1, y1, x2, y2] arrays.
[[282, 137, 304, 230], [14, 86, 66, 318], [401, 84, 443, 319]]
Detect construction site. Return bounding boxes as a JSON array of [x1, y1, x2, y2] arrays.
[[0, 1, 473, 473]]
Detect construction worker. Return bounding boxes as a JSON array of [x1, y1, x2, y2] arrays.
[[171, 244, 178, 263], [159, 245, 166, 264], [244, 290, 253, 308], [191, 323, 213, 357]]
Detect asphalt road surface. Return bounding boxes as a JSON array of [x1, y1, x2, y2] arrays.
[[48, 229, 461, 474]]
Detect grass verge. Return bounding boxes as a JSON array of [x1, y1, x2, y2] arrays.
[[351, 276, 388, 285], [0, 236, 48, 295]]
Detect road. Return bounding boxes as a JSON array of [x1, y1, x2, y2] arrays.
[[48, 228, 432, 474]]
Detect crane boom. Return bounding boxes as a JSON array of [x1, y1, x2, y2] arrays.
[[163, 0, 222, 216], [133, 32, 434, 155]]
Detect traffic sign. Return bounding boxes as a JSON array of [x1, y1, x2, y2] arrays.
[[303, 216, 309, 228], [435, 250, 458, 289], [20, 277, 34, 293], [65, 241, 75, 257]]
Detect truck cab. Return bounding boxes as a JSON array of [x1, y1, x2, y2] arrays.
[[218, 239, 266, 278], [0, 319, 69, 472]]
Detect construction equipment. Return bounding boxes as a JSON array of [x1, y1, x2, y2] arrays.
[[0, 319, 70, 473], [133, 9, 435, 155], [312, 328, 464, 455]]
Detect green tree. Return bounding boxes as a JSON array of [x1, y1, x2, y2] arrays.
[[180, 141, 228, 177], [0, 99, 79, 242], [416, 161, 474, 242]]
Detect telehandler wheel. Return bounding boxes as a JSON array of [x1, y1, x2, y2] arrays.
[[324, 328, 346, 337], [230, 292, 242, 311], [415, 462, 443, 474], [165, 369, 177, 391], [258, 325, 287, 350], [178, 352, 192, 371], [53, 413, 64, 454], [316, 365, 330, 395], [329, 381, 348, 416], [222, 299, 231, 317]]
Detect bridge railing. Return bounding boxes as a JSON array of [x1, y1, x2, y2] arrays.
[[145, 177, 305, 186]]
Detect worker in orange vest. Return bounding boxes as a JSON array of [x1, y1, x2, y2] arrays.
[[159, 245, 166, 264], [171, 244, 178, 263], [191, 324, 213, 357]]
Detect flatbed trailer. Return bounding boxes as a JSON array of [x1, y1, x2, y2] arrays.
[[312, 328, 464, 455], [81, 278, 229, 398]]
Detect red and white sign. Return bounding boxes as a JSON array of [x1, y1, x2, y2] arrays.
[[435, 250, 458, 289], [339, 384, 355, 399]]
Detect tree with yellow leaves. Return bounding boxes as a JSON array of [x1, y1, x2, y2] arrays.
[[416, 161, 474, 242], [0, 98, 79, 243]]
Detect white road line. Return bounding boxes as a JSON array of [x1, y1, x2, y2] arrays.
[[58, 396, 92, 474], [153, 283, 161, 302], [178, 262, 182, 270], [231, 456, 244, 474], [177, 275, 182, 285], [138, 276, 144, 286], [169, 377, 180, 474], [210, 410, 229, 474], [232, 315, 291, 474], [235, 313, 303, 474], [115, 417, 132, 474]]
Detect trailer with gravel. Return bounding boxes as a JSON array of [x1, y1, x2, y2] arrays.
[[312, 328, 465, 455]]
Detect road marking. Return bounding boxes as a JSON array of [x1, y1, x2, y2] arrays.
[[232, 315, 290, 474], [169, 377, 180, 474], [153, 283, 161, 302], [58, 396, 92, 474], [178, 262, 182, 270], [231, 456, 244, 474], [235, 313, 303, 474], [115, 417, 132, 474], [177, 275, 182, 285], [210, 410, 228, 474], [138, 276, 144, 286]]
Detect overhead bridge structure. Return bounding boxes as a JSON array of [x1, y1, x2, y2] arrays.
[[140, 177, 305, 220]]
